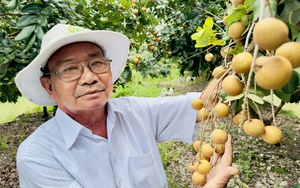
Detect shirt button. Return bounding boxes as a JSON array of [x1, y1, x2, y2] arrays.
[[118, 180, 122, 186]]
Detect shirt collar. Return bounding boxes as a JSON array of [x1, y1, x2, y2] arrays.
[[55, 101, 125, 149], [55, 108, 84, 149]]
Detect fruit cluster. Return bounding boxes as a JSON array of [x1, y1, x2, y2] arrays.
[[188, 0, 300, 186]]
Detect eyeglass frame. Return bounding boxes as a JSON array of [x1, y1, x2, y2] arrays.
[[41, 57, 112, 82]]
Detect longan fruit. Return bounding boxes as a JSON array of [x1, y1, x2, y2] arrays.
[[214, 103, 230, 118], [243, 119, 265, 137], [211, 129, 228, 144], [261, 126, 282, 144], [197, 108, 210, 121], [191, 98, 204, 110], [192, 171, 205, 186], [253, 17, 289, 50], [196, 160, 211, 175], [201, 142, 214, 158]]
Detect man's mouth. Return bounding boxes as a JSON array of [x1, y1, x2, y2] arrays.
[[77, 89, 104, 98]]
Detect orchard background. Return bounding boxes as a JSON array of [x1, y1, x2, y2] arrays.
[[1, 0, 300, 187]]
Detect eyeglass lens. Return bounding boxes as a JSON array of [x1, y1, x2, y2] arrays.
[[58, 58, 110, 81]]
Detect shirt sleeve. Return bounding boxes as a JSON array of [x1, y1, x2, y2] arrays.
[[17, 140, 83, 188], [136, 92, 201, 144]]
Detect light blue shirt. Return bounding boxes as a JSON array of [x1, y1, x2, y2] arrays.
[[17, 93, 199, 188]]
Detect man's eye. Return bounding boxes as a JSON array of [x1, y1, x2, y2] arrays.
[[62, 65, 79, 73], [91, 60, 104, 67]]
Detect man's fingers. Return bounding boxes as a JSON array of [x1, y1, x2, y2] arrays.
[[221, 135, 233, 166], [203, 166, 239, 188]]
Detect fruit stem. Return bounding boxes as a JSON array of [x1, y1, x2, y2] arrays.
[[259, 0, 266, 20], [270, 89, 277, 126], [266, 0, 274, 18], [244, 21, 256, 52], [242, 43, 260, 121]]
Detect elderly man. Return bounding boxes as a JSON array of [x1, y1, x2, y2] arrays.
[[15, 24, 238, 187]]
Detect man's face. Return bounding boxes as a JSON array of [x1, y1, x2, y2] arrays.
[[41, 42, 113, 114]]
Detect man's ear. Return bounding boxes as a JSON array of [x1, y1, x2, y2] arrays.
[[40, 77, 54, 98]]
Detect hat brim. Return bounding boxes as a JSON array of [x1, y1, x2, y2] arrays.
[[15, 30, 130, 106]]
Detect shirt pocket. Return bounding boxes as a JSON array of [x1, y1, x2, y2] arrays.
[[128, 146, 166, 188]]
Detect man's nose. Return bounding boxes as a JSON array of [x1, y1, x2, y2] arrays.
[[79, 66, 99, 85]]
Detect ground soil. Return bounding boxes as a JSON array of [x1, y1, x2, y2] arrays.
[[0, 80, 300, 187]]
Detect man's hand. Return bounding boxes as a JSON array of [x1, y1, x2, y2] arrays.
[[202, 135, 239, 188]]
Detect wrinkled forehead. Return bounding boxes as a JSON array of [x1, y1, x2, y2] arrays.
[[47, 42, 105, 67]]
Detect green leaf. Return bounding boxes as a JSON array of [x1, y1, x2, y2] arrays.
[[273, 90, 291, 103], [37, 15, 48, 26], [248, 98, 266, 111], [34, 25, 45, 41], [244, 0, 256, 12], [22, 34, 36, 53], [15, 25, 36, 41], [253, 0, 277, 20], [225, 9, 245, 24], [41, 6, 53, 16], [247, 93, 264, 104], [186, 10, 199, 20], [282, 71, 300, 94], [16, 15, 39, 28], [7, 0, 18, 10], [21, 3, 44, 13], [203, 17, 213, 31], [297, 33, 300, 43], [225, 93, 244, 103]]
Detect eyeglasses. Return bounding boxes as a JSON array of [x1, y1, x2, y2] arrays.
[[43, 57, 112, 82]]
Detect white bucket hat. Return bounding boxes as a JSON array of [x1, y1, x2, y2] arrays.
[[15, 24, 130, 106]]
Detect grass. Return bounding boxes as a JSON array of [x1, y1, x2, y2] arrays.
[[0, 97, 44, 124]]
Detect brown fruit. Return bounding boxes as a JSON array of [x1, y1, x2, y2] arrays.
[[220, 46, 233, 59], [255, 55, 292, 90], [150, 45, 155, 51], [201, 143, 214, 158], [211, 129, 228, 144], [188, 162, 197, 173], [253, 17, 289, 50], [192, 171, 205, 186], [142, 7, 147, 12], [233, 110, 248, 125], [228, 22, 246, 40], [233, 0, 244, 7], [195, 151, 210, 161], [212, 66, 226, 79], [197, 108, 210, 121], [243, 119, 265, 137], [232, 52, 253, 74], [222, 75, 243, 96], [254, 56, 268, 72], [214, 144, 225, 154], [191, 98, 204, 110], [132, 9, 139, 15], [193, 140, 201, 152], [196, 160, 211, 175], [214, 103, 230, 118], [261, 126, 282, 144], [205, 53, 214, 62], [168, 51, 172, 55], [200, 152, 210, 161], [133, 57, 139, 64], [275, 42, 300, 68]]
